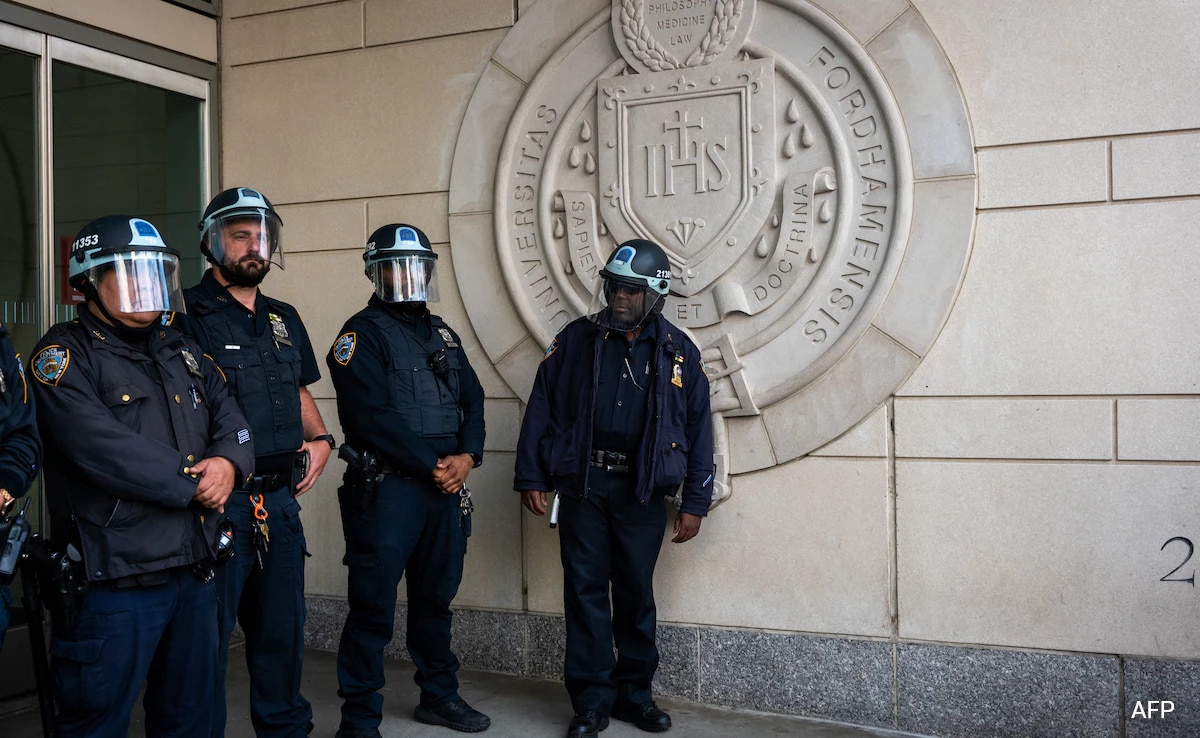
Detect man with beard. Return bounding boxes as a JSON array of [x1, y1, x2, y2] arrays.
[[181, 187, 335, 738], [514, 239, 714, 738], [327, 223, 489, 736]]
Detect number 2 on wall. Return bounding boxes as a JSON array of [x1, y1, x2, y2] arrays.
[[1160, 537, 1195, 586]]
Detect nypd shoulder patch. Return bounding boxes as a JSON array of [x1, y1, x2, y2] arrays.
[[32, 345, 70, 386], [542, 338, 557, 362], [333, 332, 357, 366]]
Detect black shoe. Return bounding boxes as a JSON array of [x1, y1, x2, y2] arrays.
[[611, 701, 671, 732], [567, 710, 609, 738], [414, 697, 492, 733], [334, 728, 382, 738]]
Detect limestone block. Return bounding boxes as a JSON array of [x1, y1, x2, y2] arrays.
[[367, 193, 449, 244], [657, 457, 891, 636], [895, 398, 1113, 460], [809, 0, 908, 44], [811, 404, 889, 458], [912, 0, 1200, 146], [900, 201, 1200, 396], [222, 31, 506, 204], [979, 141, 1109, 209], [484, 399, 521, 453], [449, 212, 529, 398], [300, 397, 349, 598], [262, 249, 374, 402], [225, 0, 329, 19], [517, 0, 540, 18], [727, 415, 777, 474], [456, 452, 523, 610], [762, 326, 918, 461], [223, 2, 362, 67], [897, 461, 1200, 658], [523, 503, 565, 615], [1118, 399, 1200, 462], [871, 177, 975, 357], [868, 8, 973, 180], [273, 199, 365, 254], [447, 62, 526, 215], [1113, 133, 1200, 201], [365, 0, 512, 47], [491, 0, 608, 84]]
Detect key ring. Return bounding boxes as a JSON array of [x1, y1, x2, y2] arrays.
[[250, 493, 268, 521]]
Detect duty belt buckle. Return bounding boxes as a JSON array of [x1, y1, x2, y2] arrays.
[[458, 485, 474, 515]]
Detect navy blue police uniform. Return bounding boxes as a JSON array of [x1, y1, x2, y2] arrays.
[[181, 269, 321, 737], [0, 321, 41, 650], [327, 295, 484, 732], [514, 313, 713, 716], [29, 308, 255, 738]]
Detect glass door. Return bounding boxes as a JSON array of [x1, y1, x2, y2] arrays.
[[0, 24, 210, 699]]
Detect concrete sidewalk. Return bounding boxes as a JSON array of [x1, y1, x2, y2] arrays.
[[0, 647, 925, 737]]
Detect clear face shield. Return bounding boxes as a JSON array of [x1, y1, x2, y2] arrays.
[[587, 275, 660, 331], [204, 212, 283, 269], [88, 250, 186, 315], [368, 254, 440, 303]]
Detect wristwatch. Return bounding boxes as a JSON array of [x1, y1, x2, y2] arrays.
[[468, 452, 482, 468], [311, 434, 337, 449]]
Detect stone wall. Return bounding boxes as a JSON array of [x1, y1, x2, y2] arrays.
[[220, 1, 1200, 736]]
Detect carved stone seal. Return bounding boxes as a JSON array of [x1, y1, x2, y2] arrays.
[[449, 0, 976, 505]]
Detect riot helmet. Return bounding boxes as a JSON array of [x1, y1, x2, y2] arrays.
[[199, 187, 284, 282], [363, 223, 439, 303], [69, 215, 186, 317], [587, 239, 671, 331]]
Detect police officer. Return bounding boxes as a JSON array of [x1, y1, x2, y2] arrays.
[[181, 187, 334, 737], [0, 319, 41, 651], [327, 223, 489, 736], [29, 214, 255, 737], [514, 239, 714, 738]]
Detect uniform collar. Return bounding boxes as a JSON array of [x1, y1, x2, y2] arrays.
[[201, 268, 267, 315]]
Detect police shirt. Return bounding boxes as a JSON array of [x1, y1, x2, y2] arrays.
[[591, 323, 656, 454], [182, 270, 320, 474], [328, 297, 485, 476], [0, 322, 40, 498], [29, 307, 255, 581]]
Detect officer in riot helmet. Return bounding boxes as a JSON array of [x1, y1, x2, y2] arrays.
[[586, 237, 671, 332], [180, 186, 334, 737], [516, 239, 714, 738], [29, 214, 254, 737], [327, 223, 489, 736]]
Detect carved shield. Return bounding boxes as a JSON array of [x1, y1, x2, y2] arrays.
[[598, 58, 775, 296]]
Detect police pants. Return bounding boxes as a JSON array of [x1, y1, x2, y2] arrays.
[[558, 467, 667, 713], [50, 566, 217, 738], [336, 474, 468, 730], [213, 485, 311, 738]]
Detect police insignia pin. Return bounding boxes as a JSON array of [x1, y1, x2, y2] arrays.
[[334, 333, 356, 366], [181, 348, 203, 378], [32, 345, 70, 386], [671, 357, 684, 389], [269, 312, 293, 346], [437, 327, 459, 349]]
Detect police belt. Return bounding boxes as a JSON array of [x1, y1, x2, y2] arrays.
[[378, 458, 418, 480], [590, 449, 632, 474], [243, 473, 289, 493], [105, 568, 171, 590]]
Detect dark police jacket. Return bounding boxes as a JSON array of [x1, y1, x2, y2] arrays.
[[514, 314, 715, 517], [0, 322, 40, 498], [327, 297, 485, 477], [182, 270, 320, 471], [29, 309, 255, 582]]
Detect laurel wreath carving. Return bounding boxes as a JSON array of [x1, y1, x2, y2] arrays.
[[620, 0, 745, 72]]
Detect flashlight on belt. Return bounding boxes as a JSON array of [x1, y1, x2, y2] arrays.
[[549, 492, 561, 528]]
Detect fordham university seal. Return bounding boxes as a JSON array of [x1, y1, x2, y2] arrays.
[[450, 0, 976, 504]]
